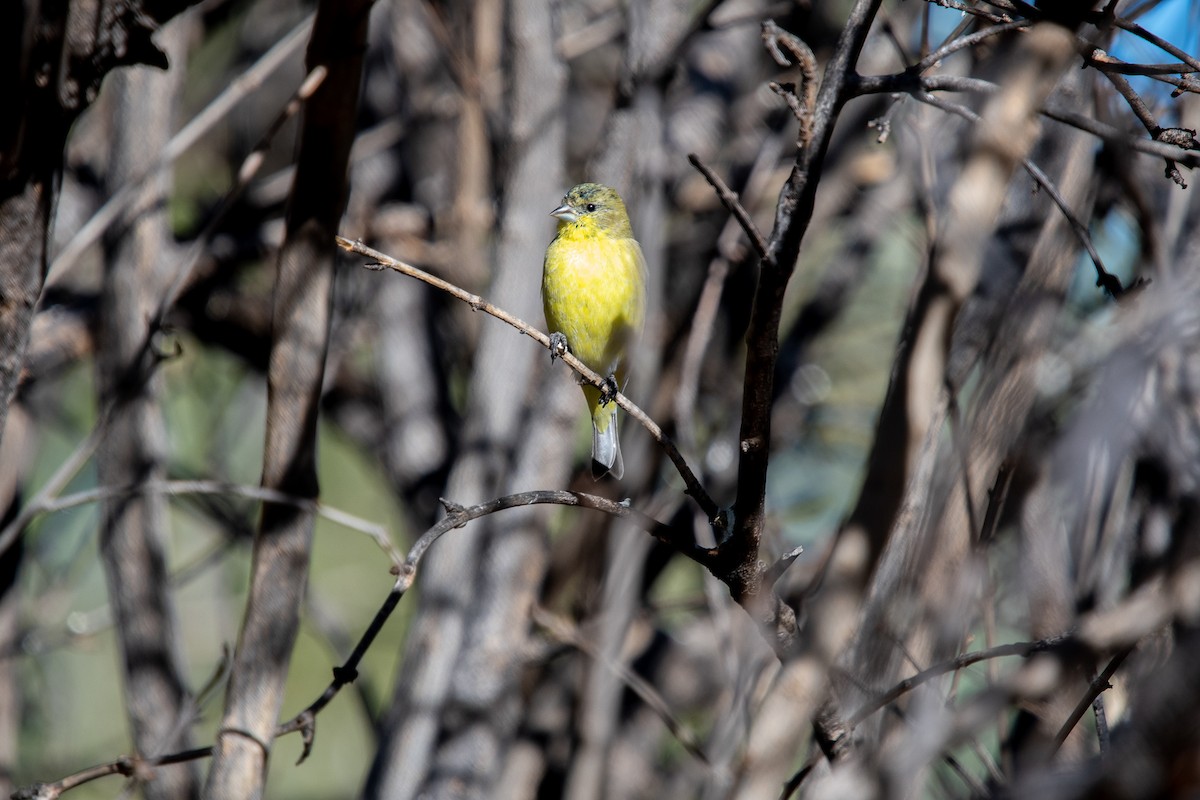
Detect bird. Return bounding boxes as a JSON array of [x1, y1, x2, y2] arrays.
[[542, 183, 647, 480]]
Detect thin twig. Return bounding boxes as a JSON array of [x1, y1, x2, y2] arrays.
[[276, 489, 712, 764], [0, 418, 108, 557], [29, 478, 404, 566], [1085, 49, 1200, 77], [847, 637, 1067, 728], [335, 235, 722, 523], [1051, 646, 1133, 753], [1042, 105, 1200, 167], [676, 135, 782, 455], [850, 71, 1200, 171], [913, 90, 1130, 297], [916, 20, 1032, 72], [531, 606, 711, 766], [1110, 15, 1200, 74], [686, 154, 768, 259], [45, 14, 315, 287], [13, 488, 695, 795]]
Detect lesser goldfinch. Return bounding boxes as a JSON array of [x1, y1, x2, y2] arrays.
[[542, 183, 647, 480]]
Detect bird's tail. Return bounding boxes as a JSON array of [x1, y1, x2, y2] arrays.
[[587, 388, 623, 479]]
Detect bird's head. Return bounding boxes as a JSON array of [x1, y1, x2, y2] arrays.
[[550, 183, 633, 238]]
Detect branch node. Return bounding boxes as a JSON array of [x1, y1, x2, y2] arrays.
[[439, 497, 467, 517], [332, 664, 359, 685], [1156, 126, 1199, 150]]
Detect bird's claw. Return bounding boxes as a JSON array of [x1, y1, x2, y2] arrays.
[[549, 332, 569, 362], [599, 375, 619, 407]]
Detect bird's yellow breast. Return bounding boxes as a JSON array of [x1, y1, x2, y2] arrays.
[[542, 222, 646, 377]]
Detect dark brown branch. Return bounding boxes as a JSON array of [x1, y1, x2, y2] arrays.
[[727, 1, 882, 650], [1101, 69, 1191, 188], [914, 90, 1130, 297], [686, 154, 768, 259], [1051, 645, 1133, 753], [916, 20, 1032, 71]]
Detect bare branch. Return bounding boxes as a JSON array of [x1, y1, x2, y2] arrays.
[[45, 15, 316, 287], [913, 90, 1132, 297], [761, 20, 819, 147], [1051, 646, 1133, 753], [336, 235, 722, 523], [847, 637, 1067, 728], [531, 606, 711, 766], [206, 1, 370, 793], [730, 0, 883, 643], [686, 154, 768, 259]]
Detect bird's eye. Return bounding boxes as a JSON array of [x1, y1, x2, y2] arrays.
[[585, 203, 596, 212]]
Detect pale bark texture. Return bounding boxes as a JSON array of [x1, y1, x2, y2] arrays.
[[203, 0, 370, 796], [7, 1, 1200, 799], [96, 22, 197, 799]]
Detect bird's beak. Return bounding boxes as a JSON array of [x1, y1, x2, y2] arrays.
[[550, 203, 578, 223]]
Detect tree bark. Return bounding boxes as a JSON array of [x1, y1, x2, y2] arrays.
[[203, 1, 370, 796]]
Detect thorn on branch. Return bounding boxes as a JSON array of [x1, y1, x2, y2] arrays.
[[1172, 77, 1200, 98], [763, 545, 804, 589], [439, 497, 470, 528], [439, 497, 465, 515]]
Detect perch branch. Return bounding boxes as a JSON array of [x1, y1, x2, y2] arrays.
[[12, 489, 696, 796], [335, 235, 721, 523]]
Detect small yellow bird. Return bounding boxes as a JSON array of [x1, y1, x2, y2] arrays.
[[542, 183, 647, 479]]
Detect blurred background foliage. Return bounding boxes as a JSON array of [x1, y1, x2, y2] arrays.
[[7, 0, 1200, 796]]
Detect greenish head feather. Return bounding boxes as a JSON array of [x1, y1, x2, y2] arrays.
[[551, 183, 633, 238]]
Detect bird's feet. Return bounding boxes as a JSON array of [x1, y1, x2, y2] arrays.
[[598, 374, 620, 407], [549, 332, 569, 362]]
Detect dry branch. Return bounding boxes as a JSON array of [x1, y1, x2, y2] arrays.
[[204, 1, 370, 795]]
